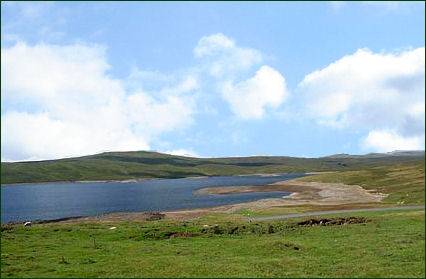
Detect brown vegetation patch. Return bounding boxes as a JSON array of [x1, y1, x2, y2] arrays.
[[296, 216, 368, 227], [1, 224, 14, 232]]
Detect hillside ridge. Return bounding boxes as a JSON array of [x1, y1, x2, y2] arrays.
[[2, 150, 424, 184]]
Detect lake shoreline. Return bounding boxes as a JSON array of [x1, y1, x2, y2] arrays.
[[2, 173, 308, 223], [1, 178, 153, 186], [1, 172, 311, 186], [2, 174, 391, 225]]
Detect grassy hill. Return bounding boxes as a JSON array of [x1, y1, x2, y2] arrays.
[[1, 150, 424, 184]]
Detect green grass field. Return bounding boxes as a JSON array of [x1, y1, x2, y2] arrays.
[[1, 209, 424, 278]]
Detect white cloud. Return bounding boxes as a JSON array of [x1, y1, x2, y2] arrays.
[[194, 33, 262, 78], [362, 129, 424, 152], [126, 93, 194, 138], [194, 33, 235, 57], [1, 111, 149, 161], [1, 34, 288, 161], [299, 47, 425, 151], [2, 42, 117, 105], [1, 42, 196, 161], [222, 65, 289, 119], [193, 33, 289, 120]]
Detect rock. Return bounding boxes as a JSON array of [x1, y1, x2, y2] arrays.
[[145, 212, 165, 221], [212, 224, 222, 234]]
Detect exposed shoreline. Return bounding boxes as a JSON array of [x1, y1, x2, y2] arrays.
[[194, 179, 387, 205], [3, 174, 392, 224], [164, 179, 388, 220]]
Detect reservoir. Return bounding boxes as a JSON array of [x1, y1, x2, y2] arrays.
[[1, 173, 304, 223]]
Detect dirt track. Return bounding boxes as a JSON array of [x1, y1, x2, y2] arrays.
[[251, 205, 425, 221]]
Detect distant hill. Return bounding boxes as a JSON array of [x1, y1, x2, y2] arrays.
[[1, 150, 424, 184], [323, 150, 425, 159]]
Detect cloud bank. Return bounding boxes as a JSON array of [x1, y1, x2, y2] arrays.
[[1, 42, 196, 161], [2, 33, 424, 161], [2, 34, 291, 161], [299, 47, 425, 152]]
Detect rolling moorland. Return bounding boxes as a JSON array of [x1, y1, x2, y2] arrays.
[[1, 150, 425, 277], [1, 150, 424, 184]]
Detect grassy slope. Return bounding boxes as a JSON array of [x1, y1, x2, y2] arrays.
[[2, 150, 424, 184], [1, 210, 424, 277], [299, 161, 425, 205]]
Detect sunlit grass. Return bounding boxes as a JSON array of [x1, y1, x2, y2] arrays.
[[1, 209, 424, 277]]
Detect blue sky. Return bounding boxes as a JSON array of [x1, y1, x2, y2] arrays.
[[1, 1, 425, 161]]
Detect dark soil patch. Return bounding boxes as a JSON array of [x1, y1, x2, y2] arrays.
[[35, 216, 85, 224], [274, 242, 301, 251], [297, 216, 368, 226]]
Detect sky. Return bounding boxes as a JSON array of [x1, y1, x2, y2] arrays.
[[1, 1, 425, 161]]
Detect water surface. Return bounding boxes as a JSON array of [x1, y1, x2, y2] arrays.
[[1, 173, 304, 223]]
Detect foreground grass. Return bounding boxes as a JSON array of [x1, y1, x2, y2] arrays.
[[1, 210, 424, 277], [299, 161, 425, 205]]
